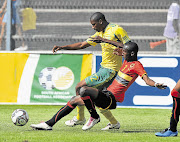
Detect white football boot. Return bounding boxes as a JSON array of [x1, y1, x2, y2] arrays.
[[82, 117, 100, 130], [65, 116, 86, 127], [30, 122, 52, 130], [101, 121, 120, 130]]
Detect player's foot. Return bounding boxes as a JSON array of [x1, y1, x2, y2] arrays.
[[30, 122, 52, 130], [101, 121, 120, 130], [65, 116, 86, 127], [14, 45, 28, 51], [82, 117, 100, 130], [155, 128, 178, 137]]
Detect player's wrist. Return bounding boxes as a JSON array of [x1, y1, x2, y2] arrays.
[[154, 83, 158, 87]]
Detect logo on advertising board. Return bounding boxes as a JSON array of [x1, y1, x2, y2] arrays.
[[39, 67, 74, 90], [96, 55, 180, 107], [31, 54, 83, 103]]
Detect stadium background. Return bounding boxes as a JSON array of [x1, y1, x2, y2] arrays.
[[0, 0, 172, 53]]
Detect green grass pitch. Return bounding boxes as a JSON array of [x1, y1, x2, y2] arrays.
[[0, 105, 179, 142]]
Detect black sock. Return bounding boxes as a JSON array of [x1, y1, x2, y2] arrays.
[[170, 117, 178, 132], [81, 96, 99, 119], [170, 97, 179, 132], [46, 102, 75, 127]]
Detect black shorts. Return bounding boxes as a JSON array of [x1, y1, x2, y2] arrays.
[[94, 90, 117, 109]]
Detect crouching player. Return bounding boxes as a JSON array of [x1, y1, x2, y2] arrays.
[[30, 42, 166, 131], [155, 79, 180, 137]]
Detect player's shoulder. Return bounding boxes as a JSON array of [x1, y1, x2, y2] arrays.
[[134, 60, 144, 67], [109, 23, 124, 33], [134, 60, 141, 64], [109, 23, 122, 28]]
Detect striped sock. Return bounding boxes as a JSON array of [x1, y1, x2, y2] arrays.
[[81, 96, 99, 119], [46, 102, 75, 127]]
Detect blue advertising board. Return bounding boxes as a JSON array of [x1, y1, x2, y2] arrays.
[[95, 55, 180, 108]]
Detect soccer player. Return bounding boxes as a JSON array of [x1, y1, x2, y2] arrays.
[[52, 12, 131, 130], [30, 41, 166, 131], [155, 79, 180, 137]]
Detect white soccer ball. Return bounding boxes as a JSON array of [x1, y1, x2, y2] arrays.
[[11, 109, 29, 126], [39, 67, 56, 90]]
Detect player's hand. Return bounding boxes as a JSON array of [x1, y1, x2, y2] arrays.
[[52, 45, 62, 54], [155, 83, 167, 89], [113, 47, 122, 56], [89, 36, 104, 43]]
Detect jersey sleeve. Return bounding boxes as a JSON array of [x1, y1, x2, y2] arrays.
[[134, 61, 147, 78], [86, 32, 99, 46], [115, 26, 131, 44]]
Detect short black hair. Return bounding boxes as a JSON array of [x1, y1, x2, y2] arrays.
[[124, 42, 139, 53], [90, 12, 106, 22]]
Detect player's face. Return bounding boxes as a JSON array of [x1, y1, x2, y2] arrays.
[[90, 20, 102, 32], [122, 48, 130, 60]]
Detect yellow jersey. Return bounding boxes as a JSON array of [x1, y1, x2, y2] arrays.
[[86, 23, 130, 72]]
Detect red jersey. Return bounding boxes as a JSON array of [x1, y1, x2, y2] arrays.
[[107, 60, 147, 102]]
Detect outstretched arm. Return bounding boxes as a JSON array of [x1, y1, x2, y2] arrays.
[[142, 74, 167, 89], [52, 41, 91, 53], [90, 36, 124, 56], [90, 36, 123, 48]]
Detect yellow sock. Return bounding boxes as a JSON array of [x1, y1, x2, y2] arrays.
[[100, 109, 118, 124], [76, 105, 85, 121]]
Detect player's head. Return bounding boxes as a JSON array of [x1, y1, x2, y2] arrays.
[[122, 41, 139, 62], [90, 12, 108, 32]]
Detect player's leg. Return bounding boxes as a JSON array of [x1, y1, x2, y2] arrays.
[[170, 96, 180, 133], [66, 67, 119, 129], [80, 86, 100, 119], [169, 81, 180, 133], [75, 80, 87, 121], [80, 86, 100, 130], [65, 79, 87, 126], [30, 96, 84, 130], [155, 88, 180, 137], [86, 67, 119, 130], [80, 87, 117, 130], [155, 96, 179, 137], [91, 67, 119, 130]]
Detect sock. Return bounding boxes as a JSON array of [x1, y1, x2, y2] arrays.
[[170, 97, 179, 132], [170, 117, 178, 132], [81, 96, 99, 119], [99, 108, 118, 124], [76, 105, 85, 121], [46, 102, 75, 127]]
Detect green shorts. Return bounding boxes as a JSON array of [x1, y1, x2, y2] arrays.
[[85, 66, 117, 90]]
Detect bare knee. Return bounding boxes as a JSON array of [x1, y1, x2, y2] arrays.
[[75, 84, 81, 96], [75, 80, 86, 95], [79, 86, 89, 97], [69, 96, 84, 106]]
